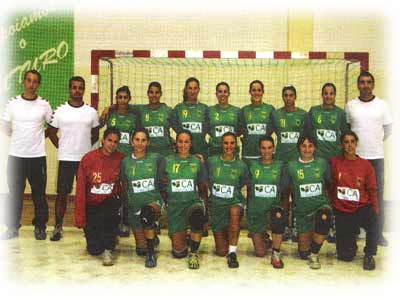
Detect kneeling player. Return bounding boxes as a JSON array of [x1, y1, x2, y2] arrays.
[[286, 135, 332, 269], [206, 132, 249, 268], [247, 136, 287, 268], [330, 131, 379, 270], [120, 129, 162, 267], [158, 130, 208, 269]]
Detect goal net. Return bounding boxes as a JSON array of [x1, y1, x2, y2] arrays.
[[96, 55, 361, 116]]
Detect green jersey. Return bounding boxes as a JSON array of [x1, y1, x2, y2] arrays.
[[120, 152, 162, 206], [137, 103, 174, 155], [171, 102, 209, 158], [248, 159, 287, 206], [106, 111, 138, 156], [308, 105, 349, 160], [206, 156, 249, 206], [207, 104, 241, 156], [158, 154, 207, 204], [271, 107, 310, 162], [286, 158, 331, 216], [240, 103, 275, 158]]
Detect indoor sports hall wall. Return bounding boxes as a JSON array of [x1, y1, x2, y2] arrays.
[[0, 6, 391, 202]]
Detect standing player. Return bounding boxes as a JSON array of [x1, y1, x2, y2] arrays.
[[247, 136, 287, 268], [206, 132, 249, 268], [286, 135, 332, 269], [1, 70, 53, 240], [207, 82, 241, 157], [345, 71, 393, 246], [171, 77, 209, 160], [75, 127, 124, 266], [330, 131, 379, 270], [158, 130, 209, 269], [48, 76, 99, 241], [240, 80, 275, 165], [270, 85, 311, 242], [308, 83, 349, 243], [136, 82, 174, 156], [120, 129, 163, 268], [102, 86, 138, 237]]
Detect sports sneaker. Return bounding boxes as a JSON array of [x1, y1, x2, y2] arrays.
[[102, 249, 114, 266], [227, 252, 239, 268], [118, 224, 130, 237], [326, 229, 336, 243], [363, 255, 375, 270], [271, 250, 284, 269], [34, 227, 46, 240], [291, 227, 298, 243], [1, 228, 19, 240], [50, 226, 63, 241], [145, 253, 157, 268], [308, 253, 321, 269], [282, 227, 291, 242], [188, 252, 200, 269]]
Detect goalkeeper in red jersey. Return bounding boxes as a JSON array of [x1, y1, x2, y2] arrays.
[[329, 131, 379, 270]]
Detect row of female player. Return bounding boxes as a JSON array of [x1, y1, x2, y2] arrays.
[[82, 78, 373, 269]]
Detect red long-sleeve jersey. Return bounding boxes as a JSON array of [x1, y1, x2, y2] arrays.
[[329, 155, 378, 214], [75, 148, 125, 228]]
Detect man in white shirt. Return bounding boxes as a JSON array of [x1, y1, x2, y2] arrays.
[[47, 76, 99, 241], [345, 71, 393, 246], [1, 70, 53, 240]]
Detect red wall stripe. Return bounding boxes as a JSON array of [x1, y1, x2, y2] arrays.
[[344, 52, 369, 71], [309, 52, 327, 59], [133, 50, 151, 57], [203, 51, 221, 58], [91, 93, 99, 110], [168, 50, 186, 58], [239, 51, 256, 59], [274, 51, 291, 59]]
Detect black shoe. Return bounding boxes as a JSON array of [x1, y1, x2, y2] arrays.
[[202, 228, 209, 237], [145, 253, 157, 268], [118, 224, 130, 237], [377, 235, 388, 247], [50, 226, 62, 241], [34, 227, 46, 240], [363, 255, 375, 270], [227, 252, 239, 268]]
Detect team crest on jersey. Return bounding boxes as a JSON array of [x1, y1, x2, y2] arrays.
[[313, 168, 321, 179], [356, 177, 362, 187], [189, 163, 198, 173], [158, 113, 164, 122], [271, 169, 278, 180], [182, 110, 188, 118], [246, 112, 252, 120], [295, 119, 301, 126], [330, 115, 337, 124], [146, 163, 153, 173], [230, 169, 239, 179]]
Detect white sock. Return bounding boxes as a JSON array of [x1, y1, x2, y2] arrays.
[[228, 245, 237, 253]]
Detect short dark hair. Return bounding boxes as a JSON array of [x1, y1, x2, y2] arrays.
[[69, 76, 85, 89], [321, 82, 336, 95], [297, 134, 317, 151], [259, 135, 275, 147], [116, 85, 131, 98], [24, 70, 41, 84], [147, 81, 162, 93], [216, 81, 230, 93], [357, 71, 375, 84], [249, 80, 264, 93], [131, 128, 150, 141], [282, 85, 297, 97], [340, 130, 359, 144], [221, 131, 236, 145], [103, 127, 121, 140]]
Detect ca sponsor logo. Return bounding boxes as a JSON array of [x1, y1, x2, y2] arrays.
[[147, 126, 164, 137], [90, 183, 114, 195], [254, 184, 277, 198], [171, 179, 194, 192], [299, 183, 322, 198], [212, 183, 234, 198], [120, 132, 130, 144], [215, 125, 234, 137], [316, 129, 336, 142], [337, 187, 360, 202], [182, 122, 202, 133], [132, 178, 155, 193], [247, 123, 266, 135], [281, 131, 299, 143]]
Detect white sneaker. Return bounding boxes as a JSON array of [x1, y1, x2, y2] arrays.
[[308, 253, 321, 269], [102, 249, 114, 266]]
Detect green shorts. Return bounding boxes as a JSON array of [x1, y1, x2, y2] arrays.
[[128, 199, 162, 230], [209, 199, 244, 233], [167, 199, 205, 236], [247, 198, 282, 234], [294, 204, 331, 234]]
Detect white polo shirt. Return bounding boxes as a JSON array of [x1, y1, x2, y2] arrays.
[[345, 96, 393, 159], [49, 101, 99, 161], [1, 95, 53, 158]]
